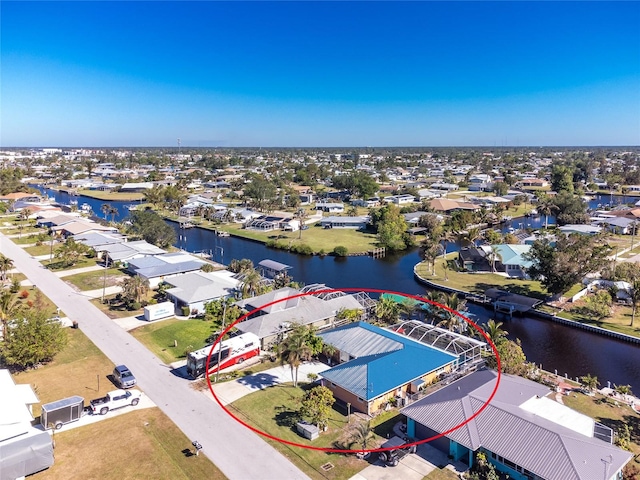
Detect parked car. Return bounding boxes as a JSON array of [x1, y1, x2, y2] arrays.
[[378, 436, 417, 467], [113, 364, 137, 389], [90, 389, 141, 415]]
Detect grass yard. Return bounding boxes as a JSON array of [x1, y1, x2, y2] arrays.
[[559, 303, 640, 339], [130, 319, 213, 364], [14, 285, 59, 317], [10, 232, 51, 245], [63, 267, 126, 291], [415, 255, 548, 299], [424, 468, 461, 480], [38, 408, 226, 480], [229, 383, 400, 480], [90, 296, 145, 319], [225, 223, 380, 254], [76, 189, 145, 201], [24, 243, 58, 257], [13, 329, 114, 418], [563, 392, 640, 456]]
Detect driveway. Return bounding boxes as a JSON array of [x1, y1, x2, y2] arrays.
[[212, 361, 330, 405], [350, 442, 466, 480], [0, 233, 309, 480]]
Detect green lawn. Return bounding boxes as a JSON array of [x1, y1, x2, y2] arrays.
[[130, 319, 214, 364], [558, 304, 640, 339], [424, 468, 460, 480], [563, 392, 640, 456], [89, 296, 145, 319], [229, 383, 393, 480], [63, 267, 126, 291], [42, 257, 99, 271], [10, 233, 51, 245], [415, 255, 548, 299], [224, 223, 380, 254], [76, 189, 145, 201], [24, 244, 57, 257]]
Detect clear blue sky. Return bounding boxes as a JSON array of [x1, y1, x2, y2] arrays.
[[1, 1, 639, 147]]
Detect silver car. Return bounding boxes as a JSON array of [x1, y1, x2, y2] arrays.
[[113, 365, 137, 389]]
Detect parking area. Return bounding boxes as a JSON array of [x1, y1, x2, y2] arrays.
[[349, 442, 466, 480]]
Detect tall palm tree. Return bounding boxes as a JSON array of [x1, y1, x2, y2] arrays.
[[489, 245, 501, 273], [101, 203, 110, 220], [0, 254, 14, 282], [0, 290, 22, 340], [108, 205, 118, 223], [143, 185, 165, 209], [483, 319, 509, 345], [440, 228, 457, 259], [295, 208, 308, 239], [278, 324, 313, 387], [537, 197, 559, 229], [436, 293, 467, 331], [627, 279, 640, 327]]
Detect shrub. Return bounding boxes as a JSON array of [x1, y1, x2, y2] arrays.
[[130, 302, 141, 310], [201, 263, 215, 272], [291, 244, 313, 255], [181, 306, 191, 317], [10, 279, 20, 293], [333, 246, 348, 257]]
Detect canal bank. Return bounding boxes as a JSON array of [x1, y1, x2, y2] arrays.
[[413, 264, 640, 346]]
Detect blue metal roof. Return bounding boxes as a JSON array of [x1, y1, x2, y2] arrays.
[[319, 322, 457, 400]]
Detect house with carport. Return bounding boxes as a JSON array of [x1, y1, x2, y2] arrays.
[[401, 369, 632, 480]]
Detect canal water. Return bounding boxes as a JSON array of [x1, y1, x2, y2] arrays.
[[34, 186, 640, 391]]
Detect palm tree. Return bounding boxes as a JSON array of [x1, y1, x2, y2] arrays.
[[627, 279, 640, 327], [240, 268, 263, 298], [108, 205, 118, 223], [278, 324, 313, 387], [295, 208, 308, 239], [614, 384, 633, 397], [101, 203, 110, 220], [436, 293, 467, 331], [0, 254, 14, 282], [0, 290, 22, 340], [54, 238, 89, 267], [440, 228, 457, 259], [483, 319, 509, 345], [489, 245, 501, 273], [579, 373, 599, 393], [143, 185, 165, 209], [121, 275, 150, 306], [537, 196, 559, 229], [350, 420, 374, 454], [375, 296, 401, 324], [419, 237, 442, 276]]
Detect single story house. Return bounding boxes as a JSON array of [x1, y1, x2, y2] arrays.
[[401, 369, 632, 480], [165, 270, 240, 315], [99, 240, 167, 266], [73, 231, 127, 250], [592, 216, 636, 235], [315, 202, 345, 213], [351, 197, 380, 208], [245, 215, 289, 231], [483, 244, 533, 279], [234, 286, 368, 350], [430, 182, 460, 191], [119, 182, 154, 192], [127, 252, 207, 288], [0, 370, 54, 479], [51, 220, 118, 238], [429, 198, 479, 213], [318, 322, 458, 415], [558, 225, 602, 236], [384, 194, 416, 205], [516, 178, 549, 188], [320, 216, 369, 229]]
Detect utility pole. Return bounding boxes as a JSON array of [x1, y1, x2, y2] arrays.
[[215, 301, 227, 383], [101, 252, 109, 304]]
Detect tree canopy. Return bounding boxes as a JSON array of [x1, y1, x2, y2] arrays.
[[370, 203, 412, 251], [128, 209, 176, 248], [524, 233, 612, 295]]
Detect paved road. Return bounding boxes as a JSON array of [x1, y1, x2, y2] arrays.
[[0, 234, 309, 480]]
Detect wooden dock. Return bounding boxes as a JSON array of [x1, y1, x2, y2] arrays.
[[370, 247, 386, 258]]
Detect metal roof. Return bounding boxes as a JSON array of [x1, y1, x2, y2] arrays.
[[165, 271, 239, 304], [258, 259, 292, 272], [319, 323, 457, 400], [401, 370, 632, 480]]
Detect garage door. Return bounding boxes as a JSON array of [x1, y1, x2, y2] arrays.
[[415, 423, 449, 454]]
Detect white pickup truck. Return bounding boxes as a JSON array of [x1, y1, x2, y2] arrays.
[[90, 389, 141, 415]]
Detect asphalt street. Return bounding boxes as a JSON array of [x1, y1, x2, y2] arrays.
[[0, 233, 309, 480]]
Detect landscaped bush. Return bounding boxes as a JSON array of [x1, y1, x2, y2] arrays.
[[19, 290, 29, 299], [291, 244, 313, 255], [181, 306, 191, 317], [333, 246, 348, 257], [130, 301, 141, 310]]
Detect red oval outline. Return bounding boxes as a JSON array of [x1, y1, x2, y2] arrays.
[[206, 288, 501, 454]]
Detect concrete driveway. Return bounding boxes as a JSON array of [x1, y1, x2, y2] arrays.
[[212, 361, 330, 405], [350, 442, 466, 480]]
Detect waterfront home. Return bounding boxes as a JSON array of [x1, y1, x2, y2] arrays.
[[592, 216, 636, 235], [127, 252, 207, 288], [0, 192, 43, 205], [164, 270, 240, 315], [98, 240, 166, 266], [401, 369, 632, 480], [120, 182, 154, 192], [468, 174, 493, 192], [318, 322, 458, 415], [257, 259, 292, 279], [73, 231, 127, 251], [234, 286, 369, 350], [458, 244, 532, 278], [245, 215, 289, 231], [51, 219, 118, 238], [0, 370, 54, 479], [429, 198, 480, 213], [558, 224, 602, 235], [319, 215, 369, 229]]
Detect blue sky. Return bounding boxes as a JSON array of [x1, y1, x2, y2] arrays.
[[1, 1, 639, 147]]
